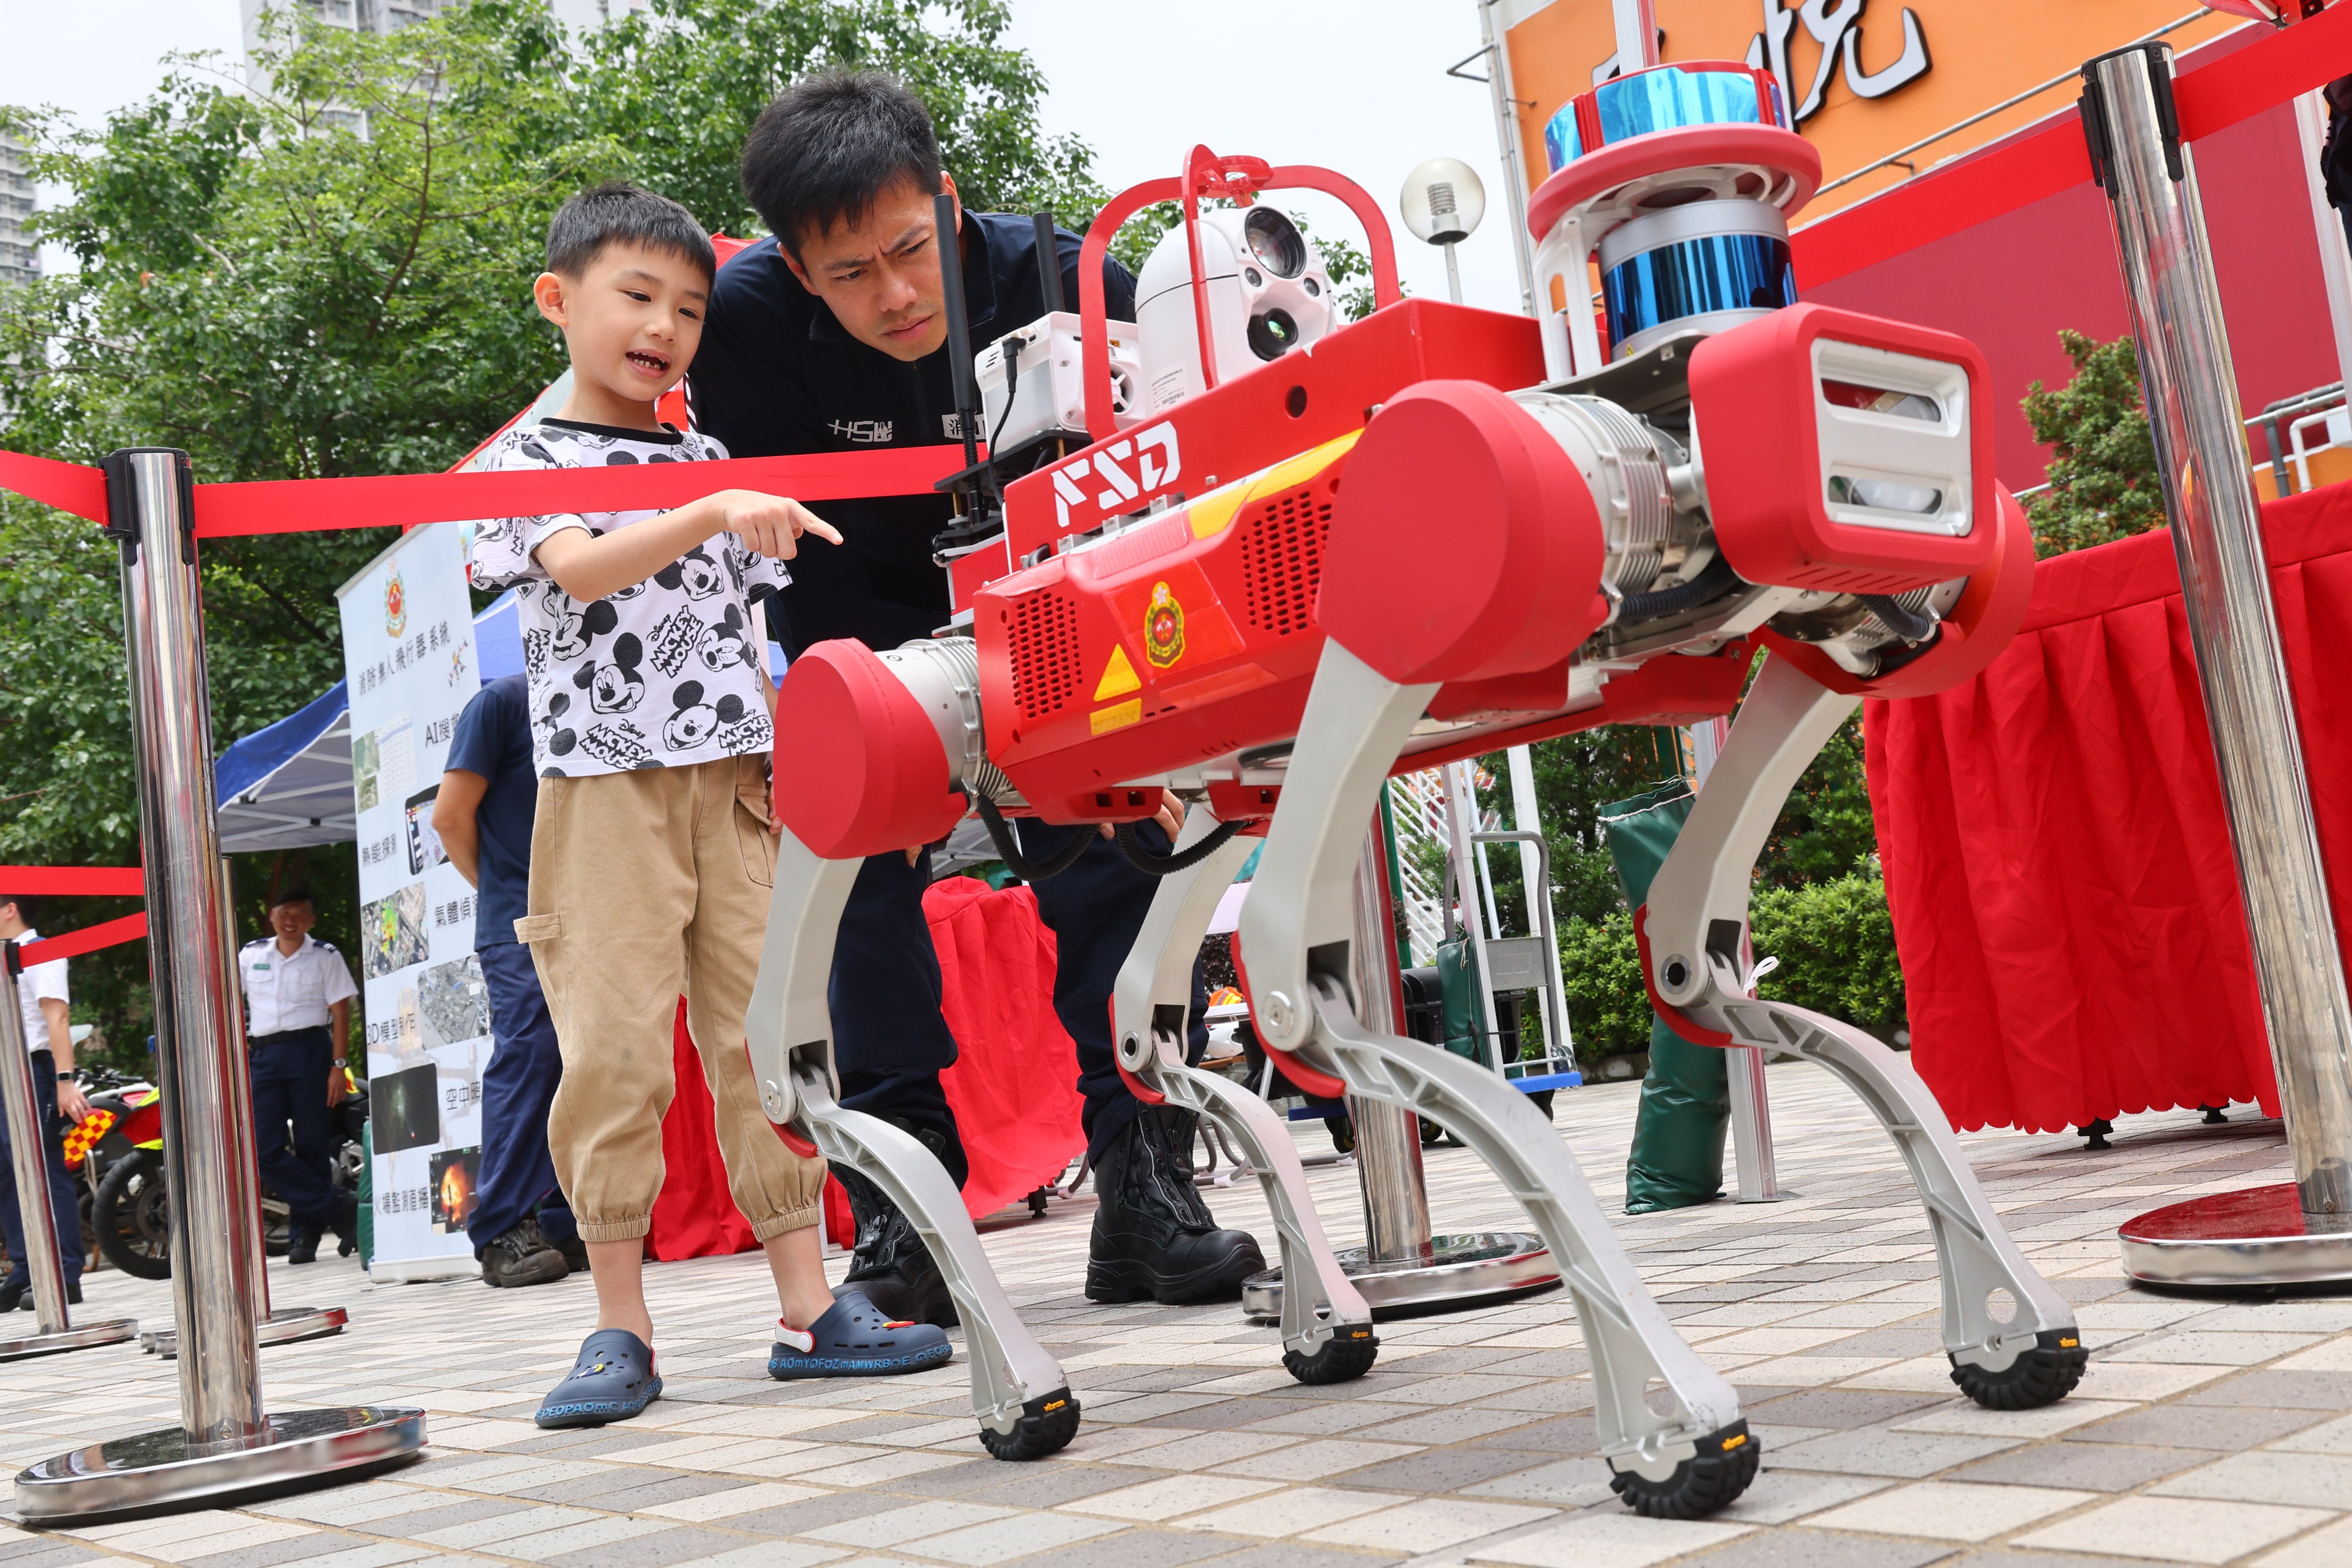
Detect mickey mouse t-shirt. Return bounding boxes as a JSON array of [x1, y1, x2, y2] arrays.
[[468, 418, 789, 777]]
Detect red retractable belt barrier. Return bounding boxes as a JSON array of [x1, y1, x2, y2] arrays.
[[0, 868, 151, 964], [0, 445, 965, 537], [1864, 480, 2352, 1136], [1790, 4, 2352, 289], [20, 914, 149, 968], [0, 867, 144, 897]]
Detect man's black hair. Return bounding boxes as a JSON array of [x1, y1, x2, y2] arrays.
[[0, 893, 38, 925], [742, 70, 943, 256], [546, 180, 716, 281], [270, 885, 317, 913]]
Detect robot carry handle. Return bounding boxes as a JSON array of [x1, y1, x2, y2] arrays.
[[1078, 146, 1405, 440]]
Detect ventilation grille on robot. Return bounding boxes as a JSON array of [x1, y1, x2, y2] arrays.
[[1008, 592, 1083, 719], [1239, 482, 1333, 637]]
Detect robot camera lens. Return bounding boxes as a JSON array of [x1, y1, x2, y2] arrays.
[[1248, 308, 1301, 361], [1242, 208, 1308, 279]]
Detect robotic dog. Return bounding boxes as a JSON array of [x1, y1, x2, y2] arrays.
[[746, 62, 2081, 1515]]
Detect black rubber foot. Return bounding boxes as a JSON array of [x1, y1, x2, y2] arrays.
[[977, 1389, 1080, 1461], [1949, 1329, 2088, 1411], [1608, 1422, 1760, 1520], [2077, 1118, 2114, 1152], [2200, 1104, 2229, 1125], [1283, 1327, 1378, 1385]]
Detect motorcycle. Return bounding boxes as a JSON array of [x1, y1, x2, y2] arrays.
[[74, 1064, 368, 1280]]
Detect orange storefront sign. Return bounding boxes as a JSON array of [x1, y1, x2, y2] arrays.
[[1499, 1, 2245, 221]]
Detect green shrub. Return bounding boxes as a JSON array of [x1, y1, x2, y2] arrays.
[[1750, 874, 1907, 1039], [1554, 913, 1651, 1060]]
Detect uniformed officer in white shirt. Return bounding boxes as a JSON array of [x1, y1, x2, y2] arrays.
[[237, 885, 358, 1264], [0, 893, 86, 1310]]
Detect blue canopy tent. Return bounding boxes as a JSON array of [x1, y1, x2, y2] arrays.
[[213, 591, 524, 852]]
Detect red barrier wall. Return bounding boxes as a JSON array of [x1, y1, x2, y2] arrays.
[[1806, 28, 2341, 491]]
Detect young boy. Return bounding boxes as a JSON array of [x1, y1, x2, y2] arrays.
[[472, 181, 950, 1428]]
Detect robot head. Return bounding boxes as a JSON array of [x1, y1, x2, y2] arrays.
[[1135, 206, 1338, 414]]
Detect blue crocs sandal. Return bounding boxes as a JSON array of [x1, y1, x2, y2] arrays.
[[536, 1328, 662, 1428], [769, 1289, 953, 1379]]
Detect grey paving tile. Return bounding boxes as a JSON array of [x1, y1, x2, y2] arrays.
[[1187, 1546, 1405, 1568], [1149, 1400, 1300, 1430], [1322, 1447, 1548, 1493], [998, 1527, 1238, 1568], [0, 1547, 114, 1568], [1678, 1530, 1958, 1567], [866, 1459, 1014, 1498], [1743, 1390, 1951, 1430], [544, 1526, 756, 1567], [1346, 1407, 1549, 1445], [956, 1466, 1150, 1509], [2177, 1369, 2352, 1410], [2062, 1402, 2330, 1450], [1769, 1429, 2023, 1477], [1954, 1554, 2157, 1568], [354, 1499, 528, 1539], [1945, 1440, 2204, 1493], [1470, 1416, 1600, 1455], [186, 1536, 371, 1568], [719, 1492, 910, 1538]]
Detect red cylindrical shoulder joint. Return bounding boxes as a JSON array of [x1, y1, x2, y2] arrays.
[[772, 639, 967, 860], [1317, 380, 1609, 686]]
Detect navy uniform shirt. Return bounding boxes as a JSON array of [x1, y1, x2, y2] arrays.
[[690, 210, 1138, 655], [443, 674, 536, 945]]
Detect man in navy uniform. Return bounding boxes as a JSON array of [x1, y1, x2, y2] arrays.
[[237, 886, 358, 1264], [435, 671, 583, 1288], [691, 69, 1264, 1322]]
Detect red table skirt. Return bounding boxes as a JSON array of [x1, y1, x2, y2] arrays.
[[1864, 479, 2352, 1134], [647, 876, 1086, 1261]]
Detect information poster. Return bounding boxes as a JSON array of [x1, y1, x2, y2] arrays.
[[337, 522, 486, 1282]]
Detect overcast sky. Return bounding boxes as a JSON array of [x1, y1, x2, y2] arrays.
[[1, 0, 1527, 310]]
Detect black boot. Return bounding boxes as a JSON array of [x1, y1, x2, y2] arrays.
[[1087, 1107, 1266, 1304], [831, 1164, 957, 1327]]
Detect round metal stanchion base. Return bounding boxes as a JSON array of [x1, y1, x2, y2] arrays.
[[1242, 1231, 1558, 1320], [143, 1307, 348, 1360], [2120, 1183, 2352, 1289], [0, 1317, 139, 1362], [14, 1405, 425, 1523]]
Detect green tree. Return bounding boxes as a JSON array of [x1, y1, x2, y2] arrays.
[[2021, 329, 2164, 558], [0, 0, 1109, 1061], [569, 0, 1108, 240]]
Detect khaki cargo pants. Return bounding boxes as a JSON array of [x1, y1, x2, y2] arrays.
[[518, 754, 824, 1243]]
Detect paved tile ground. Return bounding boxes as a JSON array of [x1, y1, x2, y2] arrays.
[[5, 1061, 2344, 1568]]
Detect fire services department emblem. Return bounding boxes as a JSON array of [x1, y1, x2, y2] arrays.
[[384, 567, 408, 638], [1144, 580, 1185, 668]]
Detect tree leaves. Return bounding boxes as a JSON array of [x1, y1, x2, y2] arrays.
[[0, 0, 1100, 1060], [2022, 329, 2164, 558]]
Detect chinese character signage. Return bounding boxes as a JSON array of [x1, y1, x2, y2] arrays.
[[337, 522, 486, 1280]]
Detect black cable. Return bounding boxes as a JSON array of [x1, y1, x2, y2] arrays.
[[1857, 593, 1936, 645], [973, 793, 1095, 881], [1615, 551, 1741, 623], [988, 329, 1023, 456], [1113, 819, 1246, 877]]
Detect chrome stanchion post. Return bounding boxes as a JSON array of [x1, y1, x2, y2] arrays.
[[2082, 50, 2352, 1286], [1325, 818, 1555, 1312], [1349, 830, 1434, 1266], [1690, 716, 1779, 1203], [140, 866, 346, 1359], [0, 941, 137, 1360], [11, 449, 420, 1521]]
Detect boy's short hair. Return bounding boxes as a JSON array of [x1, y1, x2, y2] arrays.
[[546, 181, 716, 282], [742, 70, 941, 257], [0, 893, 37, 925], [269, 885, 316, 913]]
